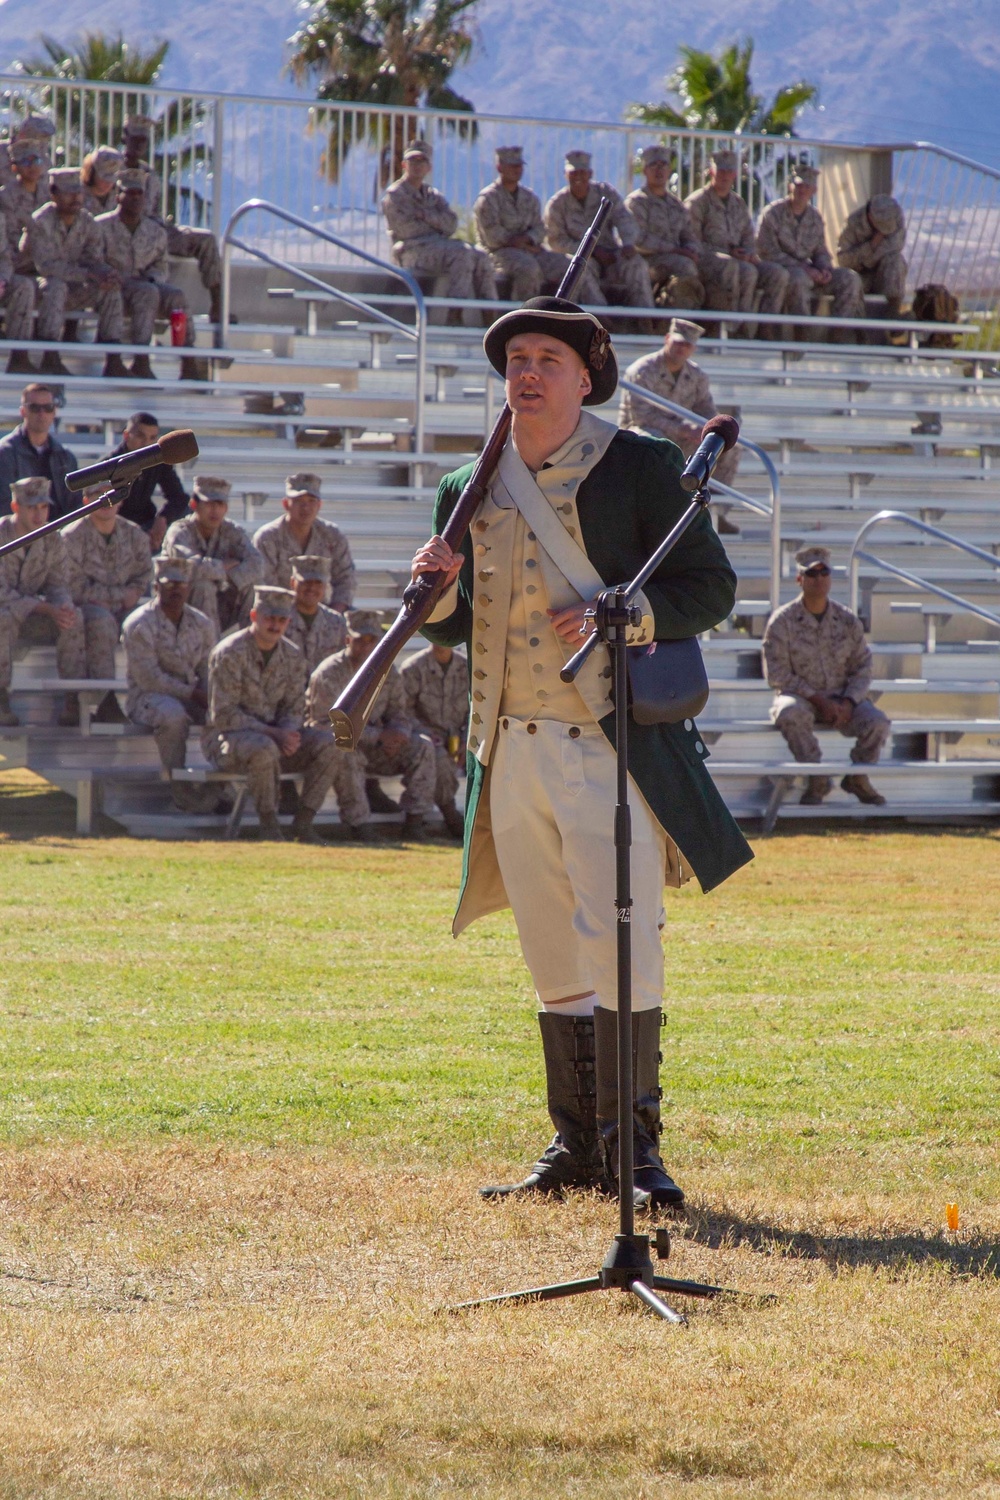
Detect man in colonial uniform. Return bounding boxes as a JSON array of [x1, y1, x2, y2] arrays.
[[409, 296, 752, 1211]]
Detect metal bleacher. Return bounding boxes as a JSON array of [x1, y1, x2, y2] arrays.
[[4, 273, 1000, 838]]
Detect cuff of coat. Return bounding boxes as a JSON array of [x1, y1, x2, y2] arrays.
[[625, 589, 655, 645], [427, 578, 460, 624]]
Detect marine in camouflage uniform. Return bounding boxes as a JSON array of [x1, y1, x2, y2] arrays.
[[283, 554, 347, 676], [836, 194, 907, 315], [96, 169, 195, 369], [619, 319, 739, 490], [0, 141, 50, 269], [684, 148, 788, 334], [473, 146, 571, 301], [123, 555, 220, 809], [305, 610, 437, 839], [122, 116, 223, 324], [382, 139, 496, 316], [24, 170, 123, 360], [0, 115, 55, 191], [545, 151, 652, 309], [0, 476, 85, 726], [400, 640, 468, 836], [763, 544, 890, 805], [253, 472, 355, 609], [81, 148, 124, 219], [63, 483, 152, 680], [162, 475, 265, 633], [756, 165, 864, 336], [624, 145, 704, 310], [203, 584, 341, 841], [0, 199, 35, 351]]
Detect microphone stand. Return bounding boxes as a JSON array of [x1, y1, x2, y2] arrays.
[[0, 485, 131, 560], [450, 476, 767, 1322]]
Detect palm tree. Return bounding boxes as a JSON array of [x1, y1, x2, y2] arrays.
[[12, 32, 210, 222], [288, 0, 480, 183], [628, 38, 817, 136]]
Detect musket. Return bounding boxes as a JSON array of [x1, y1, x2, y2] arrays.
[[329, 196, 614, 749]]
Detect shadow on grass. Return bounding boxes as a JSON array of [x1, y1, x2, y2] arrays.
[[685, 1203, 1000, 1278]]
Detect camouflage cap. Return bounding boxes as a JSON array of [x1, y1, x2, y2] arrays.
[[290, 554, 331, 582], [403, 138, 432, 161], [564, 150, 592, 172], [11, 476, 52, 506], [192, 475, 231, 502], [640, 144, 671, 167], [92, 147, 125, 178], [495, 145, 524, 166], [116, 167, 148, 192], [789, 163, 820, 188], [667, 317, 705, 344], [9, 141, 47, 166], [16, 114, 56, 140], [81, 479, 113, 499], [795, 544, 833, 572], [155, 556, 193, 583], [345, 608, 383, 637], [710, 148, 738, 171], [868, 193, 903, 234], [252, 585, 296, 617], [124, 114, 156, 134], [284, 471, 322, 499], [49, 167, 84, 193]]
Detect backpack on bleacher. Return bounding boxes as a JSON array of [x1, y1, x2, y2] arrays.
[[911, 284, 960, 347]]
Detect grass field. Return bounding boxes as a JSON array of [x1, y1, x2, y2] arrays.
[[2, 777, 1000, 1497]]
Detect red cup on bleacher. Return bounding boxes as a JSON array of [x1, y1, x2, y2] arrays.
[[170, 309, 187, 346]]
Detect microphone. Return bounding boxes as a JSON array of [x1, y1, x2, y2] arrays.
[[65, 429, 199, 494], [679, 415, 740, 493]]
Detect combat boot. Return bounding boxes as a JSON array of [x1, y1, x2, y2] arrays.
[[5, 350, 34, 375], [438, 801, 465, 839], [131, 354, 155, 379], [40, 350, 71, 377], [800, 775, 833, 805], [402, 812, 428, 842], [257, 814, 285, 841], [366, 778, 399, 814], [56, 693, 80, 727], [102, 352, 129, 378], [0, 689, 19, 727], [841, 772, 886, 806], [290, 807, 327, 844], [209, 285, 224, 325], [344, 821, 377, 842], [480, 1013, 606, 1199], [594, 1005, 685, 1213]]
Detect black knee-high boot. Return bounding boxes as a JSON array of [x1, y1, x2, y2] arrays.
[[594, 1005, 685, 1211], [479, 1013, 605, 1199]]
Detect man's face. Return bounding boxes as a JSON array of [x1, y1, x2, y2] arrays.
[[789, 180, 816, 213], [191, 497, 227, 534], [157, 579, 190, 611], [283, 493, 321, 529], [52, 185, 83, 219], [124, 130, 149, 162], [21, 391, 56, 441], [403, 154, 431, 185], [798, 563, 833, 607], [505, 332, 591, 423], [498, 162, 523, 191], [87, 497, 121, 534], [125, 421, 159, 452], [643, 161, 670, 194], [709, 165, 737, 197], [117, 185, 146, 222], [11, 498, 51, 533], [431, 644, 454, 666], [294, 577, 325, 613], [347, 631, 378, 664], [664, 336, 695, 368], [566, 168, 592, 201], [250, 610, 290, 649], [14, 156, 45, 189]]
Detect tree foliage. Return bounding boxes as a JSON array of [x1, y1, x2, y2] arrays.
[[628, 37, 818, 137]]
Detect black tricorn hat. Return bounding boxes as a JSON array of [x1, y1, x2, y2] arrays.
[[483, 295, 618, 406]]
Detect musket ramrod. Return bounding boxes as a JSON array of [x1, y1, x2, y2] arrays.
[[328, 197, 614, 749]]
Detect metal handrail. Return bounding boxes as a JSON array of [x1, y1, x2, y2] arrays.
[[617, 380, 781, 611], [220, 199, 427, 461], [848, 508, 1000, 630]]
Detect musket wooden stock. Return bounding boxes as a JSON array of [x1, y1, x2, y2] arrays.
[[329, 196, 614, 749]]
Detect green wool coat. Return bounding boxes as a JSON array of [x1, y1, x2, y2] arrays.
[[422, 428, 754, 928]]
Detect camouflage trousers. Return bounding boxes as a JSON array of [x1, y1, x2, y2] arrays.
[[489, 246, 571, 301], [127, 689, 202, 772], [397, 238, 498, 302], [589, 251, 655, 309], [662, 420, 740, 489], [644, 252, 703, 310], [121, 278, 194, 346], [334, 731, 437, 823], [784, 266, 865, 321], [187, 575, 251, 635], [858, 254, 907, 304], [0, 605, 85, 689], [165, 223, 221, 291], [0, 273, 35, 340], [771, 694, 891, 764], [430, 742, 461, 810], [204, 726, 340, 817], [35, 274, 123, 343], [77, 602, 125, 679]]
